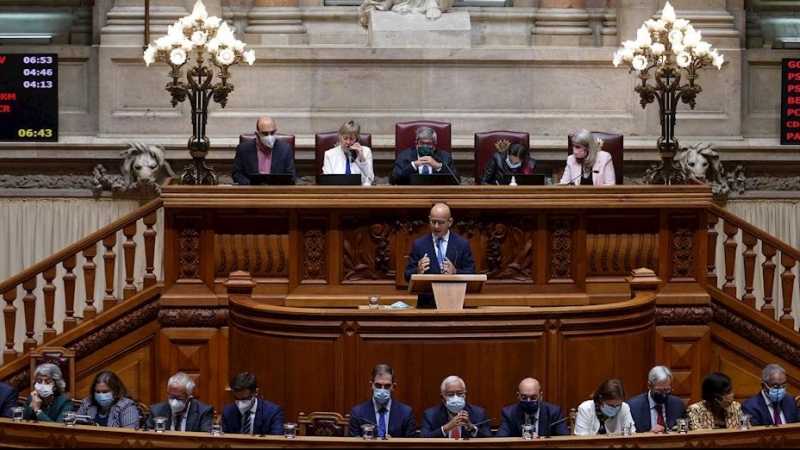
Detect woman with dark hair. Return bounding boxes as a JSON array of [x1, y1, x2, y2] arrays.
[[23, 363, 73, 422], [480, 141, 536, 185], [574, 378, 635, 435], [687, 372, 742, 430], [76, 370, 139, 428]]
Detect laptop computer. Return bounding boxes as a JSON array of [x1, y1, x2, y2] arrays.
[[409, 173, 460, 186], [501, 174, 546, 186], [248, 173, 295, 186], [318, 174, 363, 186]]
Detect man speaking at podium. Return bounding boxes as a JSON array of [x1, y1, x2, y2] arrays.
[[404, 203, 475, 309]]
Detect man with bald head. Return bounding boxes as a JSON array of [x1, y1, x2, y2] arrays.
[[232, 116, 296, 185], [404, 203, 476, 309], [497, 377, 569, 437]]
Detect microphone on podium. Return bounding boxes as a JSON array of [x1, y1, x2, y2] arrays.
[[433, 155, 461, 186]]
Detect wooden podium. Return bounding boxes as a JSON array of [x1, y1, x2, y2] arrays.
[[408, 274, 488, 309]]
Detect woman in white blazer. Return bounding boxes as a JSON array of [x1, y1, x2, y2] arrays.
[[574, 378, 635, 436], [322, 120, 374, 186], [559, 129, 617, 186]]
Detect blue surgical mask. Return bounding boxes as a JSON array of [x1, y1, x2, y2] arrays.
[[519, 400, 539, 414], [506, 157, 522, 169], [95, 392, 114, 407], [445, 395, 465, 414], [601, 403, 620, 418], [417, 146, 434, 157], [373, 388, 391, 405], [768, 387, 786, 403]]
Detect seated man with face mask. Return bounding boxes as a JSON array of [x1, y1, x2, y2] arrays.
[[389, 126, 460, 185], [232, 116, 297, 185], [147, 371, 215, 432], [221, 371, 284, 436], [347, 364, 417, 438], [420, 375, 491, 438], [497, 377, 569, 437]]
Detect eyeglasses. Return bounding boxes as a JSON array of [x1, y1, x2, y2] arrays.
[[764, 382, 788, 389], [651, 388, 673, 395], [167, 395, 189, 402], [429, 219, 449, 226], [443, 391, 466, 398], [258, 130, 276, 136], [518, 395, 539, 402], [372, 382, 393, 390]]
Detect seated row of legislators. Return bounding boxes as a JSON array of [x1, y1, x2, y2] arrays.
[[231, 117, 618, 186], [7, 362, 797, 438]]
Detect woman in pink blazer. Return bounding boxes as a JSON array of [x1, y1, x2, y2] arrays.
[[559, 129, 617, 185]]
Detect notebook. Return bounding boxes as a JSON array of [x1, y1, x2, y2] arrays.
[[409, 173, 460, 186], [248, 173, 295, 186], [318, 174, 363, 186], [501, 174, 547, 186]]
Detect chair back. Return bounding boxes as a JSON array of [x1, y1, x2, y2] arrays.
[[473, 130, 530, 184], [239, 133, 296, 152], [297, 411, 350, 437], [30, 346, 76, 395], [314, 131, 373, 184], [394, 120, 451, 155], [567, 131, 623, 185]]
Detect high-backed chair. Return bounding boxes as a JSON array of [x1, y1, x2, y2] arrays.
[[30, 346, 75, 395], [473, 130, 530, 184], [314, 131, 373, 184], [297, 411, 351, 437], [394, 120, 451, 155], [567, 131, 623, 185], [239, 133, 296, 152]]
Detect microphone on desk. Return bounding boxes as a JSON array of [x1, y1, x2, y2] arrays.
[[353, 158, 375, 185], [544, 408, 576, 438], [560, 169, 599, 185], [433, 155, 461, 186], [462, 417, 495, 440]]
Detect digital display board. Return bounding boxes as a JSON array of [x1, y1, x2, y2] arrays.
[[0, 53, 58, 142], [782, 58, 800, 145]]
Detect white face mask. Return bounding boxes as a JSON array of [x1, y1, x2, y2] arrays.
[[169, 398, 187, 413], [35, 382, 54, 398], [259, 134, 276, 148], [236, 397, 255, 413]]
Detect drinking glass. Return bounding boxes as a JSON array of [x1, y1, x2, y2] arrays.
[[283, 422, 297, 439], [368, 295, 380, 309], [63, 411, 77, 427], [361, 423, 375, 440], [11, 406, 23, 422], [211, 417, 223, 436], [739, 413, 751, 430], [521, 423, 534, 440], [621, 423, 632, 436], [676, 418, 688, 434], [154, 416, 167, 433]]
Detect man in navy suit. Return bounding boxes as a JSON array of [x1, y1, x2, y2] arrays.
[[420, 375, 491, 438], [742, 363, 798, 426], [347, 364, 417, 438], [232, 116, 296, 185], [404, 203, 476, 309], [221, 371, 284, 435], [0, 381, 18, 418], [626, 365, 686, 433], [389, 126, 459, 185], [497, 377, 569, 437], [146, 372, 214, 432]]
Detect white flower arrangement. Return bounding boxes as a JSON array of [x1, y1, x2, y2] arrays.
[[143, 0, 255, 69], [612, 2, 723, 74]]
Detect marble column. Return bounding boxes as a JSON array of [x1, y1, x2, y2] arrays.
[[532, 0, 594, 46], [246, 0, 307, 45]]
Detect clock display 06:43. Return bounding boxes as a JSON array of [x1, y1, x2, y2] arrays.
[[17, 128, 54, 138]]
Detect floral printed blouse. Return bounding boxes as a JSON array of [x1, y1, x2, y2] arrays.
[[686, 400, 742, 430]]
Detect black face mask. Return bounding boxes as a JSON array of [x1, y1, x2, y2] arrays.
[[519, 400, 539, 414], [651, 392, 669, 404], [417, 146, 434, 157]]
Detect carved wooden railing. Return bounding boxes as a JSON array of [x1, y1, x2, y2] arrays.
[[707, 203, 800, 331], [0, 198, 164, 364]]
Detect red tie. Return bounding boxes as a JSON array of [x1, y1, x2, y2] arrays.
[[655, 404, 665, 427], [452, 425, 460, 439], [774, 403, 783, 425]]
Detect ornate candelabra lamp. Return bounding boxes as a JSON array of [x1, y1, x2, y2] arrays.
[[613, 1, 724, 185], [143, 0, 255, 185]]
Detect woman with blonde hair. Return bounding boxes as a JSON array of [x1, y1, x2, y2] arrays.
[[560, 129, 616, 185]]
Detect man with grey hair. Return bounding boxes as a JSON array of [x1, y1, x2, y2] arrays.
[[626, 365, 686, 433], [389, 126, 459, 185], [147, 372, 214, 432], [420, 375, 491, 438], [742, 363, 798, 426]]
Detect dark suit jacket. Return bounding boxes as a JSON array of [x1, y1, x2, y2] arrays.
[[146, 399, 214, 432], [480, 152, 536, 185], [420, 403, 491, 438], [0, 382, 18, 418], [626, 392, 687, 432], [742, 392, 798, 426], [404, 232, 476, 309], [389, 148, 459, 185], [232, 138, 296, 185], [496, 401, 569, 437], [221, 398, 284, 435], [347, 399, 417, 437]]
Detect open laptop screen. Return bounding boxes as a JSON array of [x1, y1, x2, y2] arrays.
[[409, 173, 459, 186], [318, 174, 362, 186], [501, 174, 546, 185], [248, 173, 295, 186]]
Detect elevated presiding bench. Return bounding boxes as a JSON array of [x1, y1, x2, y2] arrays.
[[0, 419, 797, 448]]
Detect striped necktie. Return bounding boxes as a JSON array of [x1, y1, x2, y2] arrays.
[[242, 410, 252, 435]]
